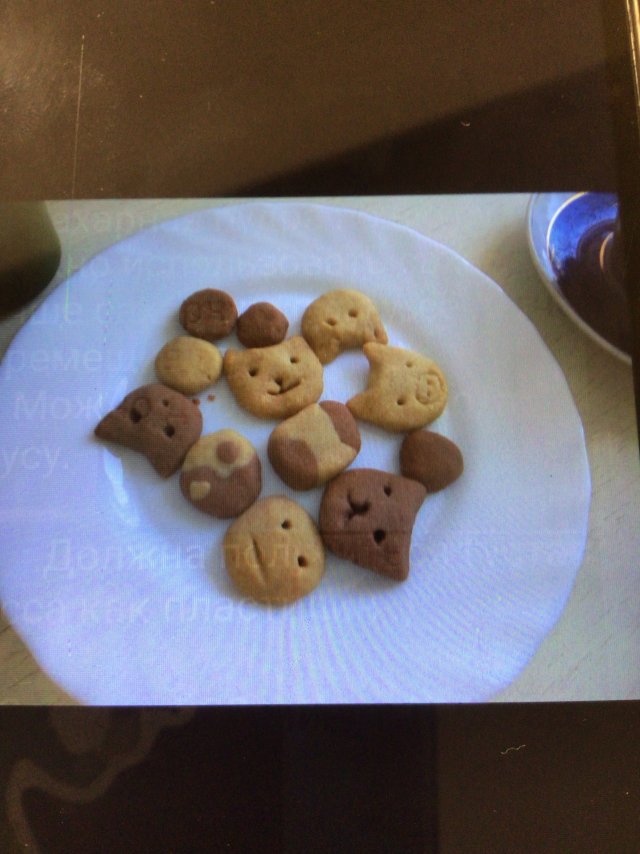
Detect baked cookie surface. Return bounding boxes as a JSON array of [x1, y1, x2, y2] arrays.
[[94, 383, 202, 478], [301, 288, 388, 364], [224, 336, 323, 419], [268, 401, 360, 490], [179, 288, 237, 340], [319, 469, 426, 581], [347, 343, 448, 432], [236, 302, 289, 348], [154, 336, 223, 396], [400, 430, 463, 493], [180, 429, 261, 518], [224, 496, 325, 605]]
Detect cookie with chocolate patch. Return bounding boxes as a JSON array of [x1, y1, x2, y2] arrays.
[[268, 401, 361, 490], [179, 288, 237, 341], [224, 496, 325, 605], [94, 383, 202, 477], [224, 336, 323, 419], [180, 430, 261, 518], [319, 469, 426, 580], [400, 430, 463, 493], [237, 302, 289, 348], [301, 288, 388, 364]]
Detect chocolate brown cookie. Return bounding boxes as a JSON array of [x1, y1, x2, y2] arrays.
[[400, 430, 464, 493], [180, 430, 261, 518], [224, 496, 325, 605], [236, 302, 289, 348], [319, 469, 426, 581], [179, 288, 237, 341], [268, 401, 360, 490], [94, 383, 202, 477]]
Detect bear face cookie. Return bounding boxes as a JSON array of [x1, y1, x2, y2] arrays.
[[223, 496, 325, 605], [180, 430, 262, 518], [94, 383, 202, 478], [347, 343, 448, 432], [301, 288, 388, 364], [179, 288, 237, 341], [154, 336, 223, 396], [319, 469, 426, 581], [223, 336, 323, 419], [268, 401, 361, 490]]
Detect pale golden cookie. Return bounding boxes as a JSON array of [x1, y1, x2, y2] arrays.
[[301, 288, 388, 364], [347, 342, 448, 432], [180, 429, 261, 518], [155, 336, 223, 396], [223, 336, 323, 419], [223, 496, 325, 605]]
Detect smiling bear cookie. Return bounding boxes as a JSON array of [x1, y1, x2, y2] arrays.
[[180, 429, 261, 518], [154, 336, 223, 396], [319, 469, 426, 581], [301, 288, 388, 364], [347, 342, 448, 432], [224, 496, 325, 605], [94, 383, 203, 478], [224, 336, 323, 419], [268, 401, 361, 490]]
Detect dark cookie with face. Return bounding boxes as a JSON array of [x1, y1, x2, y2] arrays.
[[268, 401, 361, 490], [400, 430, 463, 493], [180, 429, 262, 518], [94, 383, 203, 477], [223, 336, 323, 419], [319, 469, 426, 580], [237, 302, 289, 348], [179, 288, 238, 341]]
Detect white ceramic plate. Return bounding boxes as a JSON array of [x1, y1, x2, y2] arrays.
[[0, 202, 590, 704]]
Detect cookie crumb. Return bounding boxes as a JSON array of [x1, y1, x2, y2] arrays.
[[193, 398, 200, 405], [207, 394, 215, 401]]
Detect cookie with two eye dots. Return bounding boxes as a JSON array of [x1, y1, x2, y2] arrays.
[[224, 336, 323, 419], [94, 383, 203, 478], [180, 429, 261, 519], [301, 288, 388, 364], [347, 342, 448, 432], [224, 496, 325, 605]]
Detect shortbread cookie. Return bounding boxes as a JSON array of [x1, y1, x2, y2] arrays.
[[268, 401, 360, 490], [319, 469, 426, 581], [301, 288, 388, 364], [179, 288, 237, 340], [237, 302, 289, 348], [224, 496, 325, 605], [180, 429, 261, 518], [224, 336, 323, 419], [347, 343, 447, 432], [94, 383, 202, 478], [154, 336, 223, 396], [400, 430, 463, 493]]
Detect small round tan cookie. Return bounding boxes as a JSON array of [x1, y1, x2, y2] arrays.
[[223, 336, 323, 419], [179, 288, 237, 341], [400, 430, 463, 493], [237, 302, 289, 348], [268, 401, 361, 490], [301, 288, 388, 364], [347, 342, 448, 432], [224, 496, 325, 605], [155, 336, 223, 396], [180, 430, 262, 518]]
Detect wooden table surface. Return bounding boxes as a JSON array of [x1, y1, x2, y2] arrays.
[[1, 196, 638, 704]]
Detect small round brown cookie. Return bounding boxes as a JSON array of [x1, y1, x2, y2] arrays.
[[268, 401, 361, 490], [319, 469, 426, 581], [400, 430, 463, 493], [154, 336, 223, 396], [179, 288, 237, 341], [237, 302, 289, 348], [94, 383, 203, 478], [180, 429, 261, 518], [224, 496, 325, 605]]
